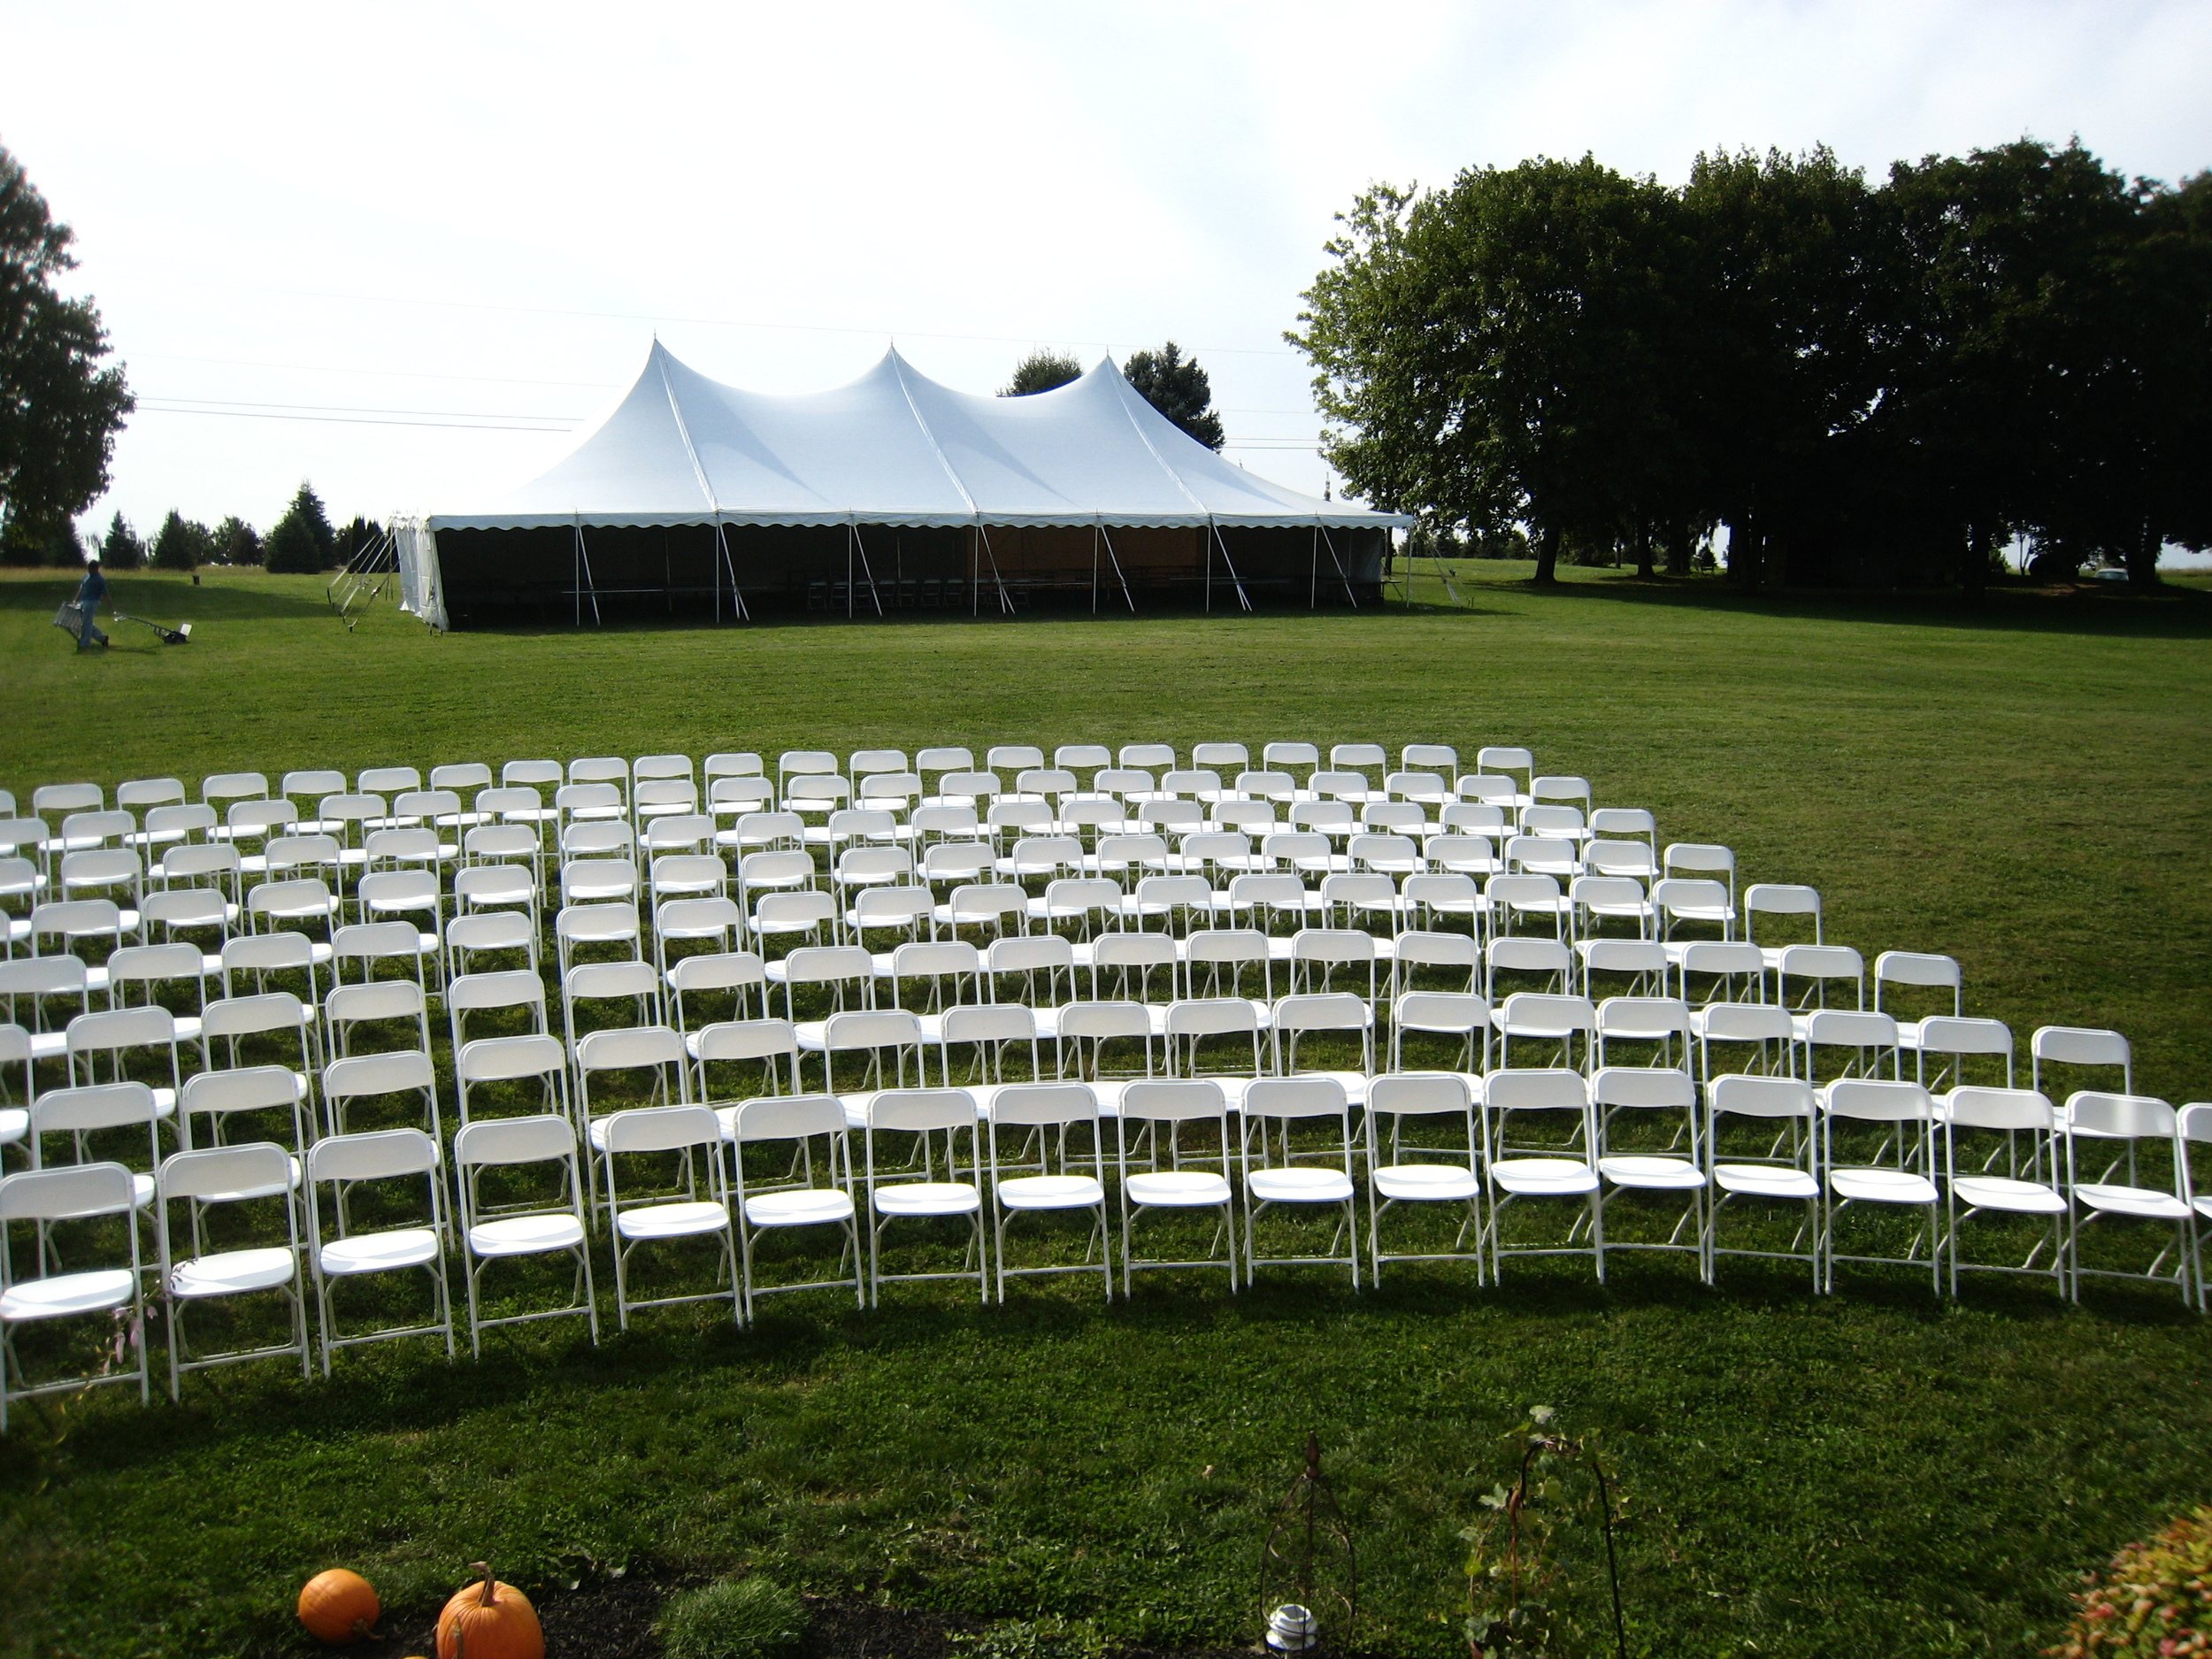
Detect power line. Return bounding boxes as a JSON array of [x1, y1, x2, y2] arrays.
[[134, 404, 572, 434], [129, 349, 617, 390], [142, 395, 575, 422], [195, 277, 1304, 358]]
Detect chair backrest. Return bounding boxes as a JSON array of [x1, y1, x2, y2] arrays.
[[68, 1004, 177, 1054], [556, 902, 641, 942], [456, 1111, 578, 1168], [326, 979, 426, 1026], [1368, 1071, 1473, 1116], [430, 763, 494, 794], [822, 1010, 923, 1053], [1595, 996, 1692, 1039], [2065, 1091, 2176, 1140], [2032, 1025, 2130, 1068], [1119, 1078, 1227, 1124], [159, 1141, 292, 1202], [602, 1103, 720, 1156], [1272, 992, 1369, 1033], [1801, 1009, 1898, 1048], [731, 1093, 847, 1143], [694, 1018, 800, 1064], [1944, 1087, 2055, 1133], [1917, 1017, 2011, 1057], [1709, 1074, 1815, 1120], [1590, 1065, 1695, 1110], [1394, 931, 1479, 971], [308, 1125, 439, 1184], [0, 1160, 138, 1222], [325, 1048, 434, 1099], [1394, 991, 1488, 1033], [866, 1087, 978, 1135], [1164, 998, 1260, 1036], [1056, 1001, 1149, 1041], [119, 777, 188, 812], [502, 759, 562, 788], [1243, 1075, 1349, 1121], [988, 1081, 1098, 1129], [989, 745, 1048, 771], [1497, 992, 1595, 1033], [1697, 1002, 1793, 1041], [576, 1025, 687, 1073], [669, 951, 766, 995], [457, 1033, 566, 1084], [1263, 741, 1319, 769], [1054, 744, 1111, 771], [181, 1064, 301, 1121], [1663, 842, 1735, 875], [35, 783, 103, 816], [201, 991, 309, 1041], [780, 944, 874, 987], [32, 1079, 162, 1133], [988, 933, 1074, 974], [1484, 1068, 1586, 1113], [1823, 1079, 1933, 1123]]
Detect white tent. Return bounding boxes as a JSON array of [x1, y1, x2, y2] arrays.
[[397, 343, 1406, 628]]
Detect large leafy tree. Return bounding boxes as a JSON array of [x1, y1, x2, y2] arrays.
[[1292, 157, 1683, 583], [265, 481, 336, 573], [1002, 349, 1084, 396], [0, 145, 133, 559], [1676, 147, 1893, 588], [1122, 342, 1225, 450]]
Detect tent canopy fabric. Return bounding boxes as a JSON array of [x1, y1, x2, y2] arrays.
[[423, 343, 1409, 534]]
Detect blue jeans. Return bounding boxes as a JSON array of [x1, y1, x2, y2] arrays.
[[76, 606, 107, 648]]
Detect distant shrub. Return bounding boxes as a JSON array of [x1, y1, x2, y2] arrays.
[[2050, 1506, 2211, 1658], [657, 1575, 807, 1659]]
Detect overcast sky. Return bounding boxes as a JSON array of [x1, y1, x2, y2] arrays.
[[4, 0, 2208, 542]]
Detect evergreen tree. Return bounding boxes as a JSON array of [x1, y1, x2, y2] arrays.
[[265, 481, 336, 573], [333, 514, 385, 566], [1001, 349, 1084, 396], [99, 509, 143, 570], [212, 514, 261, 565], [1122, 342, 1225, 449], [151, 509, 214, 572]]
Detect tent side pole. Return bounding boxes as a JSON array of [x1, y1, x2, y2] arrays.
[[1091, 522, 1098, 615], [1321, 526, 1357, 608], [1204, 526, 1211, 613], [1310, 525, 1318, 610], [1099, 525, 1136, 612], [846, 523, 854, 618], [853, 523, 885, 616]]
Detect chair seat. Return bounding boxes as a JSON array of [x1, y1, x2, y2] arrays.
[[2074, 1182, 2190, 1220], [1125, 1170, 1232, 1207], [1598, 1155, 1704, 1189], [1713, 1163, 1818, 1199], [1286, 1069, 1371, 1106], [1829, 1167, 1939, 1205], [320, 1227, 440, 1275], [0, 1267, 137, 1322], [872, 1180, 980, 1217], [1248, 1166, 1354, 1203], [1490, 1156, 1599, 1195], [171, 1246, 298, 1297], [745, 1187, 856, 1226], [614, 1199, 730, 1240], [996, 1173, 1104, 1210], [1374, 1163, 1479, 1202], [1952, 1176, 2067, 1214], [468, 1212, 586, 1256]]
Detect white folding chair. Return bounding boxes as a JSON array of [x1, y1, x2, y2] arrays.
[[987, 1082, 1110, 1302], [1820, 1079, 1942, 1294], [726, 1094, 863, 1316], [1365, 1072, 1482, 1282], [304, 1128, 454, 1374], [326, 979, 433, 1062], [1590, 1065, 1707, 1280], [1116, 1079, 1239, 1294], [1704, 1075, 1820, 1287], [453, 1113, 596, 1352], [1, 1162, 150, 1431], [1942, 1087, 2070, 1299], [864, 1088, 987, 1305], [2066, 1092, 2193, 1307], [1271, 993, 1373, 1103], [667, 950, 766, 1033], [179, 1064, 310, 1160], [156, 1142, 311, 1399], [691, 1018, 803, 1104], [1481, 1069, 1601, 1283], [1241, 1076, 1360, 1286], [599, 1104, 740, 1328]]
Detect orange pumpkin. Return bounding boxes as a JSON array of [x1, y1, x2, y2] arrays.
[[297, 1568, 380, 1646], [436, 1563, 543, 1659]]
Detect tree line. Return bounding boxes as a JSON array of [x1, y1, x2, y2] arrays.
[[42, 482, 384, 575], [1291, 138, 2212, 589]]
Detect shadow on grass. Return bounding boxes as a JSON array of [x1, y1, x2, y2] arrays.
[[1434, 570, 2212, 640], [0, 572, 336, 623], [459, 598, 1520, 637], [19, 1253, 2195, 1487]]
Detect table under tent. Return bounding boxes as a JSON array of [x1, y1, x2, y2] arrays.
[[390, 344, 1408, 629]]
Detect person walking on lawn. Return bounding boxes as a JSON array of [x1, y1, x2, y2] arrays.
[[73, 556, 110, 649]]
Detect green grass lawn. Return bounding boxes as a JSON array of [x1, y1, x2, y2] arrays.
[[2, 564, 2208, 1659]]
